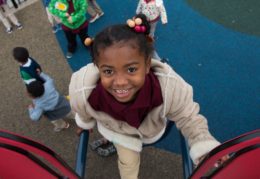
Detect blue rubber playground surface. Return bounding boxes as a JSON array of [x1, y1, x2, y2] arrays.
[[55, 0, 260, 153]]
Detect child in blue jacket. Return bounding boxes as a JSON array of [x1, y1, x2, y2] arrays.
[[27, 72, 73, 132]]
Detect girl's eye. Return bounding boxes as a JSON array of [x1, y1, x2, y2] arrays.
[[128, 67, 137, 73], [103, 69, 113, 75]]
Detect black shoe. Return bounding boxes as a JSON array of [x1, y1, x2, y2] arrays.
[[161, 58, 169, 64], [89, 138, 108, 151], [96, 142, 116, 157], [66, 52, 73, 58]]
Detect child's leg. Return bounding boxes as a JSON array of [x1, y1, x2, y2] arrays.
[[0, 9, 12, 30], [114, 144, 140, 179], [91, 0, 103, 15], [78, 26, 89, 48], [63, 30, 77, 53], [87, 0, 97, 17], [149, 21, 158, 38], [3, 5, 21, 27], [8, 13, 22, 27], [51, 119, 69, 132]]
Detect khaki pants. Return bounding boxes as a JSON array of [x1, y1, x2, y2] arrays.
[[0, 4, 19, 30], [114, 144, 140, 179], [87, 0, 103, 17]]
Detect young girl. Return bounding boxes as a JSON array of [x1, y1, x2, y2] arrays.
[[136, 0, 167, 38], [48, 0, 89, 58], [69, 17, 220, 179]]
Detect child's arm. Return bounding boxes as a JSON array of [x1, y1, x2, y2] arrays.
[[69, 66, 97, 130], [39, 72, 53, 84], [28, 104, 43, 121], [166, 72, 220, 165]]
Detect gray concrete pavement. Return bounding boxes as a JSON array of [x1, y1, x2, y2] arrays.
[[0, 1, 183, 178]]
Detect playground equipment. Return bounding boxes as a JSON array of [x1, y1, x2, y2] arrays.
[[0, 127, 259, 178], [0, 130, 79, 178], [76, 123, 260, 179]]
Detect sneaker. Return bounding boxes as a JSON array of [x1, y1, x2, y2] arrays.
[[66, 51, 73, 59], [6, 27, 13, 34], [96, 143, 116, 157], [161, 58, 170, 64], [89, 14, 100, 23], [89, 138, 108, 151], [54, 122, 70, 132], [16, 23, 23, 30], [99, 12, 104, 17]]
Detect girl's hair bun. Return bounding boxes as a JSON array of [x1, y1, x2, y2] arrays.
[[84, 37, 93, 46], [126, 14, 150, 35], [126, 17, 146, 33]]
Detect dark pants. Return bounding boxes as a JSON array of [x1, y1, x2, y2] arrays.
[[63, 26, 89, 53]]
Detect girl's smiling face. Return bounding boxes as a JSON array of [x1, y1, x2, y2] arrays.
[[96, 43, 151, 103]]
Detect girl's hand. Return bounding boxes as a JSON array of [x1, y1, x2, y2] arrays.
[[76, 127, 84, 136], [36, 68, 41, 74], [68, 16, 72, 23], [214, 155, 230, 167], [196, 154, 230, 168], [76, 127, 93, 136]]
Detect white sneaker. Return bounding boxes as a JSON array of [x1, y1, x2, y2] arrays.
[[66, 52, 73, 58], [99, 12, 104, 17], [89, 14, 100, 23], [16, 23, 23, 30], [6, 27, 13, 34]]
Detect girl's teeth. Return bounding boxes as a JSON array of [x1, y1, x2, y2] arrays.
[[116, 90, 128, 93]]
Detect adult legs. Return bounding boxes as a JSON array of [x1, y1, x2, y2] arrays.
[[114, 144, 140, 179]]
